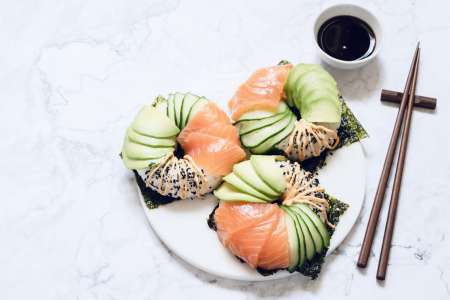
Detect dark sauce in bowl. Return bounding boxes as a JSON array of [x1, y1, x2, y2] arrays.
[[317, 15, 376, 61]]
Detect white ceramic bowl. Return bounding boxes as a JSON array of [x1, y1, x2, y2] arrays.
[[313, 4, 382, 69]]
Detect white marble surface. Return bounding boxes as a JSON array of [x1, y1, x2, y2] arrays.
[[1, 0, 449, 299]]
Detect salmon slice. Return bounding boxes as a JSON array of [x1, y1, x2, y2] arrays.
[[181, 133, 246, 176], [179, 102, 230, 138], [187, 124, 240, 146], [215, 202, 290, 269], [228, 64, 293, 121], [257, 209, 290, 269], [227, 210, 279, 268], [215, 202, 278, 247]]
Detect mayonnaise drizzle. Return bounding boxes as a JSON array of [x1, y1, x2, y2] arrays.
[[282, 162, 335, 228], [285, 119, 339, 161]]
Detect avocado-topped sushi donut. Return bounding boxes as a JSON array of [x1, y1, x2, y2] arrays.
[[210, 155, 347, 276], [121, 93, 246, 200], [229, 63, 342, 161]]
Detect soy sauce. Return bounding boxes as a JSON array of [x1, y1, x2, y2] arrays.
[[317, 15, 376, 61]]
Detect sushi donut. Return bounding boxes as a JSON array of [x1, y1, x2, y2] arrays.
[[211, 155, 342, 275], [230, 63, 342, 162], [121, 93, 246, 200]]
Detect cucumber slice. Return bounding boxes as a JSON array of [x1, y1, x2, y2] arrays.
[[214, 182, 267, 203], [180, 93, 200, 129], [235, 102, 288, 123], [233, 160, 279, 198], [295, 204, 330, 248], [132, 106, 179, 138], [239, 111, 288, 135], [291, 206, 324, 253], [281, 207, 300, 271], [123, 138, 174, 159], [223, 173, 274, 202], [241, 113, 292, 148], [291, 208, 316, 260], [186, 96, 208, 124], [127, 127, 176, 147], [122, 153, 163, 170], [250, 155, 286, 194], [249, 114, 295, 154], [166, 94, 176, 125], [173, 92, 185, 128]]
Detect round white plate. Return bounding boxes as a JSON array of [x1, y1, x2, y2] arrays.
[[138, 142, 366, 281]]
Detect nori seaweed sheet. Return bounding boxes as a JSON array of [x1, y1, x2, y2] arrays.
[[337, 97, 369, 146], [294, 194, 349, 279], [133, 170, 179, 209], [299, 98, 368, 173], [207, 204, 219, 231]]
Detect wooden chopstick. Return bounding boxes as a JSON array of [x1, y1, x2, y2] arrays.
[[357, 43, 421, 268], [376, 46, 420, 280]]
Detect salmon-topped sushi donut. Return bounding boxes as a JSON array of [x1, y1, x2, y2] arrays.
[[230, 62, 342, 162], [121, 93, 246, 201], [210, 155, 346, 277]]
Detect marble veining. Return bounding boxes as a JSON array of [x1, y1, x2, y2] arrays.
[[1, 0, 449, 299]]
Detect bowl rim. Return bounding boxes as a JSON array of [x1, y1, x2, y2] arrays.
[[313, 3, 382, 66]]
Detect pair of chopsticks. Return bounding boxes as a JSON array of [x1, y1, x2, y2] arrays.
[[357, 42, 421, 280]]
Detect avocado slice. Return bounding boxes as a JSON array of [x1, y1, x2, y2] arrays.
[[233, 160, 279, 198], [291, 70, 341, 125], [166, 94, 176, 125], [284, 64, 322, 100], [284, 206, 306, 268], [297, 83, 339, 106], [235, 101, 288, 123], [180, 93, 200, 129], [281, 207, 300, 271], [294, 81, 337, 105], [291, 206, 324, 253], [186, 96, 208, 124], [123, 138, 174, 159], [239, 110, 288, 135], [291, 208, 316, 261], [214, 182, 267, 203], [296, 68, 336, 89], [250, 155, 286, 194], [292, 75, 337, 107], [223, 173, 274, 202], [122, 153, 163, 170], [132, 106, 179, 138], [241, 112, 292, 148], [173, 92, 185, 128], [127, 127, 176, 147], [295, 204, 330, 248], [301, 98, 342, 124], [250, 114, 295, 154]]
